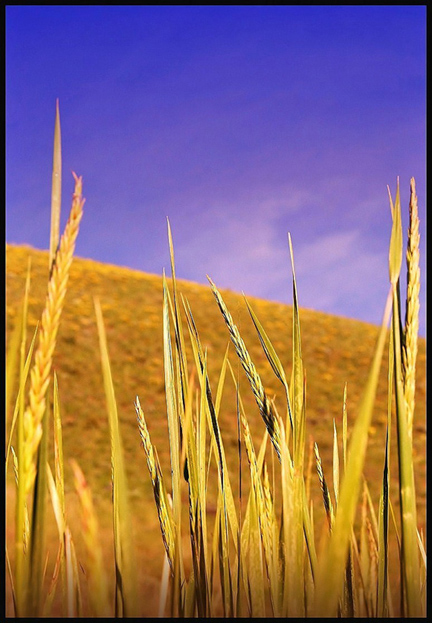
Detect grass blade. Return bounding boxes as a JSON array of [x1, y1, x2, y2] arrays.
[[94, 297, 138, 617], [314, 285, 393, 616], [28, 399, 49, 616], [70, 459, 111, 616], [388, 180, 422, 616], [49, 99, 62, 272]]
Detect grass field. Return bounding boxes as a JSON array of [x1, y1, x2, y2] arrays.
[[5, 239, 426, 616]]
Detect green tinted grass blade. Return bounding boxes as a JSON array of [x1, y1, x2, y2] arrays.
[[391, 285, 422, 616], [389, 178, 403, 286], [162, 275, 183, 537], [377, 427, 390, 617], [314, 285, 393, 616], [49, 99, 62, 272], [333, 419, 340, 506], [288, 233, 305, 468], [387, 179, 422, 614], [94, 297, 138, 617], [167, 219, 188, 407], [342, 383, 348, 473]]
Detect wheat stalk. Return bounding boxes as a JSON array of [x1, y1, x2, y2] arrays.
[[403, 177, 420, 437], [22, 174, 84, 494], [207, 276, 282, 460]]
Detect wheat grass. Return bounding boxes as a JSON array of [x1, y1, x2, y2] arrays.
[[135, 396, 176, 571], [23, 173, 84, 495], [403, 177, 420, 437], [207, 276, 282, 461]]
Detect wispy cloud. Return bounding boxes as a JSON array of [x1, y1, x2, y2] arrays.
[[171, 186, 313, 300], [293, 230, 389, 323]]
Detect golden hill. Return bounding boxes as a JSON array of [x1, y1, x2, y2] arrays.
[[5, 243, 426, 615]]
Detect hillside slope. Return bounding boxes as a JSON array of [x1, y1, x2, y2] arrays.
[[6, 243, 426, 614]]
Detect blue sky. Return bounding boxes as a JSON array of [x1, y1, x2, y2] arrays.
[[6, 6, 426, 335]]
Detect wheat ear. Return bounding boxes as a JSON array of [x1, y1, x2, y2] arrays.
[[207, 276, 282, 460], [314, 442, 334, 531], [135, 396, 175, 571], [403, 177, 420, 436], [23, 174, 84, 494]]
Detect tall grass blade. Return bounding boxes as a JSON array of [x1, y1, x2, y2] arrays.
[[28, 399, 49, 616], [49, 99, 62, 272], [183, 298, 239, 544], [388, 177, 403, 286], [70, 459, 111, 616], [12, 263, 35, 617], [288, 233, 305, 468], [5, 257, 31, 433], [388, 181, 422, 616], [162, 274, 185, 614], [94, 297, 138, 617], [377, 324, 393, 617], [314, 285, 393, 616], [6, 266, 35, 469]]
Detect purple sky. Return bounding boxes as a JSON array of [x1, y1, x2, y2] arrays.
[[6, 6, 426, 335]]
